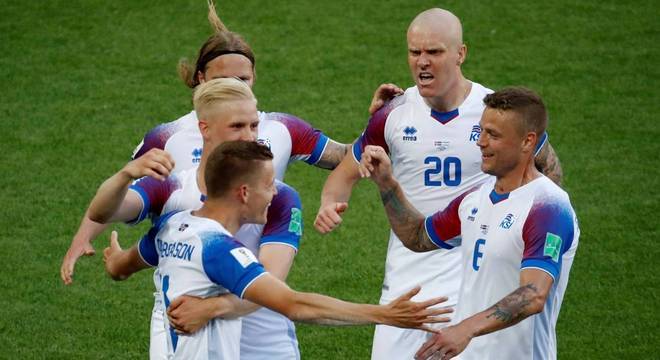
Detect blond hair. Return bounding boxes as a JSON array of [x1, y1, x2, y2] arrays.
[[193, 78, 256, 120]]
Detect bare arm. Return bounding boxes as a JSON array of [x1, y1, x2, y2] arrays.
[[167, 244, 297, 333], [60, 212, 109, 285], [314, 150, 362, 234], [534, 141, 563, 186], [244, 274, 451, 330], [415, 269, 553, 359], [359, 145, 438, 252], [88, 148, 174, 223], [102, 231, 151, 281]]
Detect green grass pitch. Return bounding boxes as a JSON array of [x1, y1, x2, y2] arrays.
[[0, 0, 657, 358]]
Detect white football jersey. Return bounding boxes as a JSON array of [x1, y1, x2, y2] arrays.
[[132, 110, 330, 178], [128, 171, 302, 359], [138, 211, 268, 360], [425, 176, 579, 360], [352, 82, 493, 307]]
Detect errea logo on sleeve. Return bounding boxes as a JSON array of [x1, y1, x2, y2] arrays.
[[230, 247, 258, 268], [544, 233, 562, 262]]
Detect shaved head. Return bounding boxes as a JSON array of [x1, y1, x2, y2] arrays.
[[408, 8, 463, 48]]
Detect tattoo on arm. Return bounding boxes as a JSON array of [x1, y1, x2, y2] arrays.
[[379, 186, 436, 252], [484, 283, 538, 329], [535, 142, 563, 186], [315, 141, 349, 170]]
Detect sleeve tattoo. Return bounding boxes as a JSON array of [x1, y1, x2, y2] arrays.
[[316, 141, 349, 170], [379, 186, 437, 252]]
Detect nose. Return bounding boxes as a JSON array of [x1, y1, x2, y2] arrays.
[[417, 53, 430, 68], [240, 128, 257, 141], [272, 184, 279, 196], [476, 132, 486, 148]]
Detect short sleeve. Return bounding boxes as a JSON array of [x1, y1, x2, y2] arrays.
[[137, 211, 180, 266], [351, 99, 397, 163], [424, 188, 477, 249], [131, 122, 181, 160], [201, 233, 267, 298], [269, 113, 329, 165], [521, 199, 576, 281], [261, 182, 302, 251], [126, 175, 180, 225]]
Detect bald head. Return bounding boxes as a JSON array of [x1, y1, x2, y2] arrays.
[[408, 8, 463, 48]]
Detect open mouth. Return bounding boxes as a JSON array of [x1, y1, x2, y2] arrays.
[[418, 72, 434, 84]]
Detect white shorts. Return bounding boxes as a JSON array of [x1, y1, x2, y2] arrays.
[[149, 294, 170, 360], [371, 324, 437, 360]]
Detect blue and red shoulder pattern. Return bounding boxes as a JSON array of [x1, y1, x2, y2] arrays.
[[352, 96, 405, 162], [132, 121, 185, 160], [424, 187, 479, 249], [127, 175, 182, 225], [269, 112, 329, 165], [200, 232, 266, 298], [261, 181, 302, 251], [521, 196, 575, 281]]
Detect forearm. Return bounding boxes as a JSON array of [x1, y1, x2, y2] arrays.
[[88, 171, 134, 223], [106, 245, 149, 281], [315, 140, 350, 170], [320, 155, 361, 205], [207, 295, 261, 320], [459, 283, 546, 338], [73, 211, 110, 245], [287, 291, 382, 326], [377, 178, 436, 252]]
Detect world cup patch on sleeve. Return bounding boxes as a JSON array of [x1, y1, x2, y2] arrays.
[[230, 247, 258, 268], [288, 208, 302, 236], [544, 233, 562, 262]]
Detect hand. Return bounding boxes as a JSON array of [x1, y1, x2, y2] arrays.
[[415, 324, 473, 360], [314, 202, 348, 234], [358, 145, 394, 186], [60, 237, 96, 285], [383, 286, 453, 332], [369, 83, 403, 115], [167, 295, 232, 334], [103, 231, 127, 280], [121, 148, 174, 181]]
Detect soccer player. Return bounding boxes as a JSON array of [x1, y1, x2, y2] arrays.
[[103, 140, 452, 360], [359, 87, 579, 360], [314, 8, 563, 359]]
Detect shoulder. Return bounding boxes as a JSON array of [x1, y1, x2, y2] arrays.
[[132, 111, 198, 159]]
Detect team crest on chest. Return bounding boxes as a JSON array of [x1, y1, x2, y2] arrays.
[[402, 126, 418, 141], [469, 125, 481, 142], [500, 213, 515, 229]]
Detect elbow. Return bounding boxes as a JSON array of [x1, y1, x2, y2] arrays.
[[528, 293, 547, 315], [88, 212, 108, 224]]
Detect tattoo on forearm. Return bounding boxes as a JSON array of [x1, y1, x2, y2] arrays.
[[486, 283, 538, 325], [379, 187, 434, 252], [316, 142, 348, 170]]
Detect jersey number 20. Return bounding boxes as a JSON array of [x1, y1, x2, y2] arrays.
[[424, 156, 462, 187]]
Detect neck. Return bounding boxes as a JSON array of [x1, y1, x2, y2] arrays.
[[494, 157, 541, 194], [424, 76, 471, 112], [193, 198, 242, 235]]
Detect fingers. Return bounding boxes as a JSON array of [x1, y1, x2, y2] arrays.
[[109, 231, 122, 251], [167, 296, 185, 314], [415, 336, 442, 360], [314, 204, 345, 234], [418, 296, 449, 309], [60, 259, 74, 285], [396, 285, 422, 302]]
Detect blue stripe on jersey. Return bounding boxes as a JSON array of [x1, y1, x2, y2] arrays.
[[534, 132, 548, 157], [424, 216, 454, 249], [161, 275, 179, 352], [351, 141, 363, 162], [138, 211, 180, 266], [200, 233, 266, 298], [305, 134, 329, 165], [521, 258, 559, 281], [430, 108, 459, 124], [127, 184, 151, 225], [489, 189, 510, 204]]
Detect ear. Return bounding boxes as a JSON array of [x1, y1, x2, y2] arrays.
[[457, 44, 467, 66], [238, 184, 250, 204], [198, 119, 210, 141], [522, 132, 537, 154], [197, 70, 206, 84]]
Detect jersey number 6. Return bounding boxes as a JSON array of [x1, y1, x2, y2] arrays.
[[424, 156, 462, 187]]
